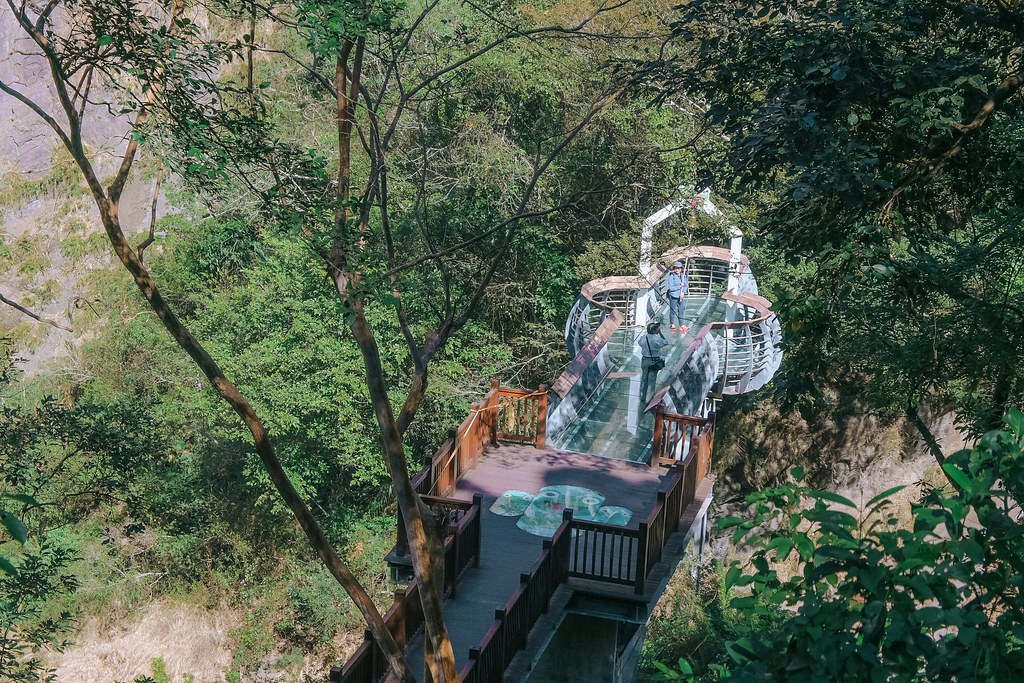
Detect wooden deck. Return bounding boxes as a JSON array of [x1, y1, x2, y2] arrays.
[[404, 442, 672, 679], [336, 386, 714, 683]]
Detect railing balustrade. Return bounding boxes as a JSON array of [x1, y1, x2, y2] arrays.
[[411, 383, 549, 499], [710, 292, 783, 395], [567, 519, 639, 585], [562, 413, 714, 594], [495, 386, 548, 447], [651, 408, 710, 466], [330, 579, 426, 683], [459, 514, 572, 683]]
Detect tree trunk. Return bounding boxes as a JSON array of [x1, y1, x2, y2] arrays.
[[345, 301, 459, 681], [333, 36, 458, 680], [90, 195, 412, 681]]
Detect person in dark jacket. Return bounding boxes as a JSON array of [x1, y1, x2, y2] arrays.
[[638, 321, 668, 403], [665, 260, 688, 330], [639, 321, 669, 374]]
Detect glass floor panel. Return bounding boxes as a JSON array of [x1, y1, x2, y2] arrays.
[[551, 296, 728, 463]]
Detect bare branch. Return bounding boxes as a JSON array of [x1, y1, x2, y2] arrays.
[[137, 162, 164, 263], [0, 291, 72, 332], [0, 78, 75, 153]]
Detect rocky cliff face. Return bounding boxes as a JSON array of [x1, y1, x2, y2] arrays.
[[0, 11, 131, 178], [0, 9, 177, 374], [712, 393, 971, 512], [1, 12, 168, 376]]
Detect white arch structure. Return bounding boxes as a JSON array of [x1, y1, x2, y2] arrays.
[[636, 188, 744, 328]]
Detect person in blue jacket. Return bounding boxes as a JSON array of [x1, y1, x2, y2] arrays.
[[666, 260, 688, 330]]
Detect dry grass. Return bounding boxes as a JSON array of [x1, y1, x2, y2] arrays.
[[54, 601, 239, 683]]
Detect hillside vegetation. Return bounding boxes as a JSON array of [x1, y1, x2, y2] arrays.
[[2, 0, 1023, 682]]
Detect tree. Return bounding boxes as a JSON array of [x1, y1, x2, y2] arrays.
[[656, 0, 1024, 446], [318, 7, 640, 673], [0, 0, 412, 676], [710, 409, 1024, 681]]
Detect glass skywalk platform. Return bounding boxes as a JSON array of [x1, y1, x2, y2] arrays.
[[550, 295, 729, 462]]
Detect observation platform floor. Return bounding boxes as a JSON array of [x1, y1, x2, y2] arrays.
[[404, 442, 672, 680]]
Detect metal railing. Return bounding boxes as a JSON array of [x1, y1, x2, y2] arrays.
[[565, 249, 751, 359], [654, 258, 730, 300], [710, 292, 783, 395], [565, 275, 654, 355]]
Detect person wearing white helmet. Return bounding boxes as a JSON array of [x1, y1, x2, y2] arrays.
[[666, 260, 688, 330]]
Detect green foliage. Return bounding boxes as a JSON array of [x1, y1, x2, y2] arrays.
[[713, 410, 1024, 681], [0, 397, 170, 532], [61, 229, 111, 260], [641, 562, 785, 681], [663, 0, 1024, 433], [0, 539, 79, 683]]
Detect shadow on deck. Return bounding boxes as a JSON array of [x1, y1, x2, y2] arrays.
[[404, 443, 670, 678]]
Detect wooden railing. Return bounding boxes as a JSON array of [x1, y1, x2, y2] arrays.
[[495, 386, 548, 446], [567, 518, 639, 585], [330, 579, 427, 683], [433, 495, 483, 599], [342, 496, 482, 683], [411, 382, 549, 498], [651, 408, 711, 467], [394, 494, 483, 597], [458, 512, 572, 683]]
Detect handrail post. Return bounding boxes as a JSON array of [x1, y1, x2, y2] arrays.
[[561, 508, 573, 581], [472, 493, 483, 568], [422, 453, 434, 494], [487, 380, 500, 447], [536, 384, 548, 449], [393, 586, 408, 647], [467, 647, 481, 683], [652, 403, 665, 463], [657, 491, 668, 547], [444, 428, 458, 496], [449, 522, 460, 599], [495, 607, 508, 667], [636, 521, 649, 595]]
